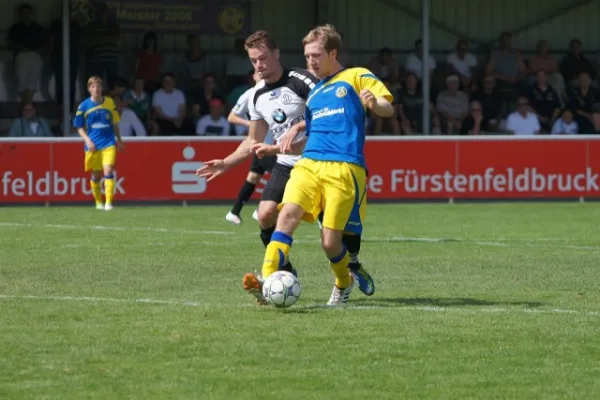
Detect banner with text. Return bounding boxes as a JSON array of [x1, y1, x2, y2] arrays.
[[1, 138, 600, 203], [72, 0, 251, 35]]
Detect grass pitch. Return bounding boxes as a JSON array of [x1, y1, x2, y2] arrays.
[[1, 203, 599, 399]]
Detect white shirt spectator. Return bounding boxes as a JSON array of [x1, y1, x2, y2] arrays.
[[152, 88, 185, 119], [446, 52, 478, 78], [550, 118, 578, 135], [118, 107, 147, 136], [405, 53, 436, 78], [196, 115, 231, 136], [506, 111, 541, 135]]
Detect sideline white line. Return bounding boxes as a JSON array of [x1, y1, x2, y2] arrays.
[[1, 294, 599, 317], [0, 222, 233, 236]]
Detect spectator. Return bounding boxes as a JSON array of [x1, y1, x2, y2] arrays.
[[181, 35, 211, 92], [8, 4, 45, 102], [436, 75, 469, 134], [486, 32, 527, 100], [196, 99, 231, 136], [550, 109, 578, 135], [506, 96, 541, 135], [369, 47, 399, 85], [8, 102, 52, 137], [395, 73, 440, 134], [589, 109, 600, 134], [529, 40, 565, 102], [114, 96, 147, 137], [446, 39, 478, 90], [225, 38, 253, 90], [49, 15, 80, 113], [111, 78, 128, 100], [192, 73, 225, 117], [152, 73, 187, 135], [560, 39, 596, 87], [470, 76, 505, 132], [460, 101, 489, 135], [568, 72, 600, 133], [85, 3, 120, 89], [123, 77, 152, 124], [528, 69, 561, 132], [134, 31, 162, 93], [405, 39, 436, 80], [226, 70, 254, 109]]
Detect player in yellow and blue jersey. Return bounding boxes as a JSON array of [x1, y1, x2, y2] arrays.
[[246, 25, 394, 306], [73, 76, 124, 211]]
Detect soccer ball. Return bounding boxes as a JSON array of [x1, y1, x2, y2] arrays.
[[262, 271, 301, 308]]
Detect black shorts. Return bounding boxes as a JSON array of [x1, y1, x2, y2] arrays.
[[261, 162, 292, 203], [249, 154, 276, 174]]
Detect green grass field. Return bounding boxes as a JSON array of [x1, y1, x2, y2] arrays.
[[1, 203, 600, 399]]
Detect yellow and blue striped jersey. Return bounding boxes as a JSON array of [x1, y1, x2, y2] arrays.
[[73, 96, 120, 151], [303, 67, 393, 168]]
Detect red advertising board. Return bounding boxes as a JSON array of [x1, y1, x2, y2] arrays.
[[1, 137, 599, 203]]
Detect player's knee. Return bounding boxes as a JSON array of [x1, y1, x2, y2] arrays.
[[276, 203, 303, 232], [103, 165, 114, 176], [258, 203, 278, 228], [321, 229, 343, 256], [246, 172, 261, 184]]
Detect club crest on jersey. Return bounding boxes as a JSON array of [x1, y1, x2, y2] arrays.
[[282, 94, 292, 105], [336, 87, 347, 98], [272, 108, 287, 123]]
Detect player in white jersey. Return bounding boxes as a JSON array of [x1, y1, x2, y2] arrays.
[[225, 71, 277, 225]]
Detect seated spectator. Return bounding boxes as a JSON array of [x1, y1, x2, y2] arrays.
[[405, 39, 436, 80], [152, 73, 187, 135], [196, 99, 231, 136], [589, 109, 600, 134], [110, 77, 128, 100], [114, 96, 147, 137], [368, 47, 399, 85], [8, 102, 52, 137], [8, 4, 45, 102], [460, 101, 489, 135], [446, 39, 478, 90], [550, 109, 578, 135], [529, 40, 565, 102], [123, 77, 152, 123], [568, 72, 600, 133], [506, 96, 541, 135], [225, 38, 253, 90], [560, 39, 596, 87], [227, 70, 254, 109], [485, 32, 527, 100], [528, 69, 561, 132], [395, 73, 440, 134], [135, 31, 162, 93], [192, 73, 225, 117], [470, 76, 506, 132], [181, 35, 211, 92], [436, 75, 469, 134]]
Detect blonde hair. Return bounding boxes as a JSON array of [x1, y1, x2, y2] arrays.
[[302, 24, 342, 53], [87, 75, 103, 89]]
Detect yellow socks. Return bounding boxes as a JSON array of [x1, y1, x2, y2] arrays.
[[104, 175, 115, 205], [90, 179, 102, 205], [261, 231, 293, 279], [329, 247, 352, 289]]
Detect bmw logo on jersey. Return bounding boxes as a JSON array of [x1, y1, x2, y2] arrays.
[[272, 108, 287, 124]]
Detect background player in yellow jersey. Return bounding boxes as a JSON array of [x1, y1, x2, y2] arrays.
[[73, 76, 124, 211], [245, 24, 394, 306]]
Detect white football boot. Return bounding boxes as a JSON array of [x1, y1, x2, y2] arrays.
[[225, 211, 242, 225]]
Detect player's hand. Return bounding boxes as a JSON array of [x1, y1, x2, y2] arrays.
[[280, 126, 300, 153], [196, 159, 227, 182], [251, 143, 276, 159], [360, 89, 377, 109], [85, 139, 96, 152]]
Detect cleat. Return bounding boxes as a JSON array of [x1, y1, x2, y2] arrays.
[[281, 261, 298, 278], [104, 204, 113, 211], [327, 278, 353, 306], [243, 272, 267, 305], [252, 209, 259, 221], [226, 211, 242, 225], [96, 203, 104, 210], [349, 262, 375, 296]]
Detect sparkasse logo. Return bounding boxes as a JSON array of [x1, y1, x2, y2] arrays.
[[171, 146, 206, 194]]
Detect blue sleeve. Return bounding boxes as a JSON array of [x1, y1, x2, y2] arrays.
[[73, 103, 86, 129], [304, 108, 311, 137]]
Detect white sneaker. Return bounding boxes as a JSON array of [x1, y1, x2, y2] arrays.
[[252, 209, 259, 221], [96, 203, 104, 210], [226, 211, 242, 225], [104, 204, 113, 211], [327, 278, 353, 306]]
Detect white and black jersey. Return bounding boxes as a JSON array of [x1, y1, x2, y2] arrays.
[[248, 68, 318, 167], [232, 86, 274, 143]]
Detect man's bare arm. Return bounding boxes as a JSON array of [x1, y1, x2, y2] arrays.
[[223, 119, 269, 168]]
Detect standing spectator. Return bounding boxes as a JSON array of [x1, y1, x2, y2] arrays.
[[528, 69, 561, 132], [152, 73, 187, 135], [506, 96, 541, 135], [50, 15, 80, 115], [196, 99, 231, 136], [568, 72, 600, 133], [436, 75, 469, 134], [114, 96, 147, 137], [550, 109, 578, 135], [405, 39, 436, 80], [529, 40, 565, 102], [8, 102, 52, 137], [85, 3, 120, 89], [192, 73, 225, 117], [486, 32, 527, 100], [446, 39, 478, 90], [135, 32, 162, 93], [395, 73, 440, 134], [560, 39, 596, 87], [225, 38, 253, 90], [8, 4, 45, 102], [470, 76, 505, 132], [181, 35, 211, 92], [368, 47, 399, 85], [123, 77, 152, 123], [460, 101, 489, 135]]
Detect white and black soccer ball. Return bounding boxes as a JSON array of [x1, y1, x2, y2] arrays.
[[262, 271, 301, 308]]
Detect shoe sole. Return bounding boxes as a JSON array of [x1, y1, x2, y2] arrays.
[[243, 273, 267, 305]]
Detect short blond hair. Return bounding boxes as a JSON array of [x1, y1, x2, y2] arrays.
[[302, 24, 342, 53], [87, 75, 103, 89]]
